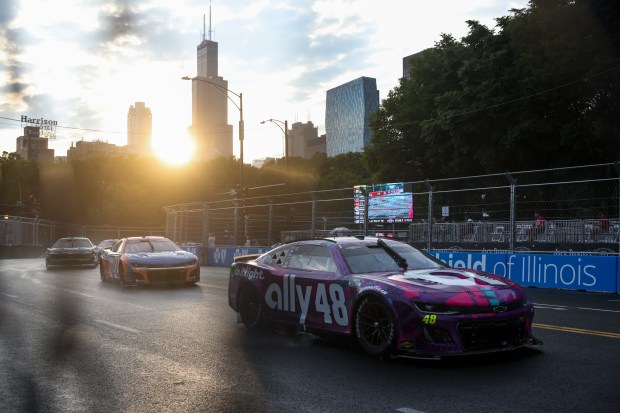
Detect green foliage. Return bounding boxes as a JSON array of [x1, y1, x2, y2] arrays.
[[0, 152, 40, 217], [367, 0, 620, 181]]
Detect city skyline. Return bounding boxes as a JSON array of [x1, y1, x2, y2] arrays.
[[0, 0, 527, 163]]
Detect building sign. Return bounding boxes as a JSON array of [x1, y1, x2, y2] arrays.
[[21, 115, 57, 139]]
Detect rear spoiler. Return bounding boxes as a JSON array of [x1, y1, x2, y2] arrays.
[[234, 253, 262, 263]]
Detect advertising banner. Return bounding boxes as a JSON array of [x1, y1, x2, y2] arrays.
[[206, 247, 269, 267], [432, 251, 618, 293]]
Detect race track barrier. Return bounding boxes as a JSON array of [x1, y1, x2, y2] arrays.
[[192, 245, 620, 294]]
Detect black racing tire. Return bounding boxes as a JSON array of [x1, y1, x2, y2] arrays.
[[354, 296, 396, 357], [238, 285, 262, 329]]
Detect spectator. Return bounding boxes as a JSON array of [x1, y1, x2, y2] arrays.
[[589, 211, 610, 241], [528, 212, 546, 241], [244, 238, 252, 246], [599, 212, 610, 233], [208, 232, 216, 247]]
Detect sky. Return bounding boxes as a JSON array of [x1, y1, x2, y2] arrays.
[[0, 0, 528, 165]]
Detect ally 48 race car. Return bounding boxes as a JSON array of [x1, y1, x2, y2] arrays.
[[228, 236, 542, 359]]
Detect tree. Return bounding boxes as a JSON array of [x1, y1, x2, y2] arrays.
[[367, 0, 620, 181]]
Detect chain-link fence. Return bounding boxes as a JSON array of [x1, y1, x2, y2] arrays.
[[164, 163, 620, 254], [0, 217, 164, 247], [2, 163, 618, 254]]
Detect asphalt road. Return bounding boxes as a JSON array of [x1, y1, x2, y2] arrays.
[[1, 258, 619, 413]]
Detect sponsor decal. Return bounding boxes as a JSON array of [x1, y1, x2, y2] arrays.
[[234, 266, 264, 280], [359, 285, 388, 295], [400, 340, 415, 349], [265, 274, 349, 326]]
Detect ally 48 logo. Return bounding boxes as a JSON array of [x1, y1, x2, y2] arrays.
[[265, 274, 349, 326]]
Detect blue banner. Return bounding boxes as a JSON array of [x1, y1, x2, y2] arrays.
[[206, 247, 269, 267], [432, 252, 618, 293]]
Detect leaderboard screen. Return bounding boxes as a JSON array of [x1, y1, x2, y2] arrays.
[[354, 183, 414, 224]]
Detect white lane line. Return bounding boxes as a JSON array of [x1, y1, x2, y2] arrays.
[[576, 306, 620, 314], [534, 304, 568, 311], [0, 292, 19, 299], [95, 319, 141, 334], [397, 408, 427, 413], [534, 302, 620, 313]]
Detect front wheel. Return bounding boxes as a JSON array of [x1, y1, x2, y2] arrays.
[[238, 285, 262, 329], [355, 297, 396, 357]]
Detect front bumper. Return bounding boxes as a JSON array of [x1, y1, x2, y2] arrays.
[[123, 264, 200, 285], [46, 254, 97, 267]]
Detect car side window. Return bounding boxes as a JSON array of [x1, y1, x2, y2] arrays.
[[260, 245, 295, 267], [287, 244, 336, 273]]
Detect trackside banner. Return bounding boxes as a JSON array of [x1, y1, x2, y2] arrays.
[[194, 246, 619, 293], [431, 252, 618, 293], [206, 247, 270, 267]]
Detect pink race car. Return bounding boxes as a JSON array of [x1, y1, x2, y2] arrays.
[[229, 236, 542, 359]]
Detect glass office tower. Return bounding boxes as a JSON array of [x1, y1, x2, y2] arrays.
[[325, 77, 379, 157]]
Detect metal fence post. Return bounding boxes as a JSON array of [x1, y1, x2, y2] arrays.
[[311, 194, 316, 239], [202, 203, 209, 247], [233, 201, 239, 246], [268, 200, 273, 246], [614, 162, 620, 254], [505, 173, 516, 253], [361, 187, 368, 236], [425, 181, 433, 251]]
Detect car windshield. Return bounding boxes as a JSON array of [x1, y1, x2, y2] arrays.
[[339, 239, 445, 274], [98, 240, 115, 249], [53, 238, 92, 248], [125, 238, 180, 253]]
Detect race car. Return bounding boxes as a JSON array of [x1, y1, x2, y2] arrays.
[[99, 236, 200, 286], [228, 236, 542, 359], [46, 237, 98, 269]]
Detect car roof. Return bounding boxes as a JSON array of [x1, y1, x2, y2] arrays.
[[124, 236, 169, 241], [287, 236, 393, 247]]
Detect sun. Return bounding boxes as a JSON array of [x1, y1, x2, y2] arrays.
[[152, 130, 195, 165]]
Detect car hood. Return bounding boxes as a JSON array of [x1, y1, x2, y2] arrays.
[[125, 251, 196, 264], [390, 268, 514, 289], [360, 268, 524, 304]]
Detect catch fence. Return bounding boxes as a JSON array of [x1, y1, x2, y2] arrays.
[[164, 163, 620, 254], [2, 163, 619, 255], [0, 217, 164, 248]]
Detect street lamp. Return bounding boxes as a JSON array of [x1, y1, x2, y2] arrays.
[[260, 118, 288, 183], [181, 76, 244, 189]]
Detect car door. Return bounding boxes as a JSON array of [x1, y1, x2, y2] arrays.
[[283, 244, 352, 334]]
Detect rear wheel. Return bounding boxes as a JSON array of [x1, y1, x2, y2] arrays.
[[238, 285, 262, 329], [355, 297, 396, 357]]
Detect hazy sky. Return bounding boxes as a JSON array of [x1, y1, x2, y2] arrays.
[[0, 0, 528, 163]]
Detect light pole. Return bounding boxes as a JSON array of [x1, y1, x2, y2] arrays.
[[181, 76, 244, 189], [260, 118, 288, 183]]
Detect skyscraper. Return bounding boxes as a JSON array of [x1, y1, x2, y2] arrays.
[[127, 101, 152, 151], [189, 12, 233, 160], [325, 77, 379, 157], [288, 121, 322, 159]]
